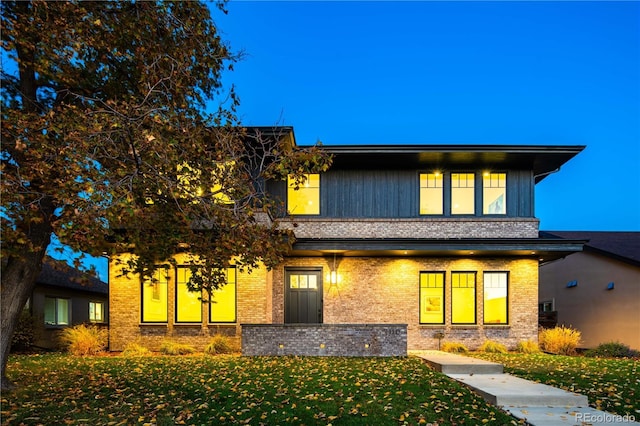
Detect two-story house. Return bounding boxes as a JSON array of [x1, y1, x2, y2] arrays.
[[109, 127, 585, 354]]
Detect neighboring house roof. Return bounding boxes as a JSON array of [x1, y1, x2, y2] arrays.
[[541, 231, 640, 267], [37, 259, 108, 295]]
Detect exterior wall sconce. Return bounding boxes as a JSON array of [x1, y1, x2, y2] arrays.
[[330, 270, 338, 285]]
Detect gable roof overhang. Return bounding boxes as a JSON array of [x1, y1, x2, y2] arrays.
[[290, 237, 586, 263], [305, 145, 585, 183]]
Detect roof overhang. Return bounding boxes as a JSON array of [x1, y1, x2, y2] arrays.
[[291, 237, 586, 263], [304, 144, 585, 183]]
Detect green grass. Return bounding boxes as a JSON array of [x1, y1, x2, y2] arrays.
[[1, 354, 518, 425], [470, 352, 640, 417]]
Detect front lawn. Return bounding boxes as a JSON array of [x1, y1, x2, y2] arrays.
[[1, 354, 518, 425], [470, 352, 640, 417]]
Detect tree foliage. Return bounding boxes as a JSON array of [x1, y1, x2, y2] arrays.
[[0, 0, 331, 390]]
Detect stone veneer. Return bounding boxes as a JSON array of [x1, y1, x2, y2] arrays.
[[279, 217, 540, 239], [242, 324, 407, 356]]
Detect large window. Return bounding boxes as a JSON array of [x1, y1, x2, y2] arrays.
[[451, 272, 476, 324], [287, 174, 320, 215], [419, 272, 445, 324], [483, 272, 508, 324], [89, 301, 105, 323], [419, 173, 443, 215], [483, 173, 506, 214], [141, 268, 169, 323], [176, 267, 203, 323], [44, 297, 69, 326], [210, 267, 237, 323], [451, 173, 475, 215]]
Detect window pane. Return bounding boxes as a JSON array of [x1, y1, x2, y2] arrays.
[[451, 173, 475, 215], [210, 268, 237, 323], [484, 272, 508, 324], [57, 299, 69, 325], [287, 174, 320, 215], [90, 302, 104, 322], [452, 272, 476, 324], [483, 173, 506, 214], [44, 297, 56, 325], [142, 269, 168, 322], [420, 272, 444, 324], [176, 268, 202, 323], [419, 173, 443, 215]]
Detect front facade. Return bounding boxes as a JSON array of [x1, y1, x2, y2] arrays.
[[539, 231, 640, 350], [109, 128, 584, 352]]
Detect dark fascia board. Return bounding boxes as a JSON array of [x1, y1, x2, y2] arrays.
[[291, 237, 586, 262], [300, 144, 586, 183]]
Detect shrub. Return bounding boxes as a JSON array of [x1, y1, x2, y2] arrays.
[[479, 340, 508, 353], [516, 339, 540, 354], [160, 340, 195, 355], [59, 324, 108, 356], [122, 343, 152, 357], [584, 342, 639, 359], [441, 342, 468, 353], [11, 310, 36, 352], [205, 334, 239, 355], [539, 325, 581, 355]]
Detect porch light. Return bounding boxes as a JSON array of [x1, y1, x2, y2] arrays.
[[330, 270, 338, 285]]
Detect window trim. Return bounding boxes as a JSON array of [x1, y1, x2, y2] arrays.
[[419, 271, 446, 324], [483, 271, 509, 325], [451, 271, 477, 325]]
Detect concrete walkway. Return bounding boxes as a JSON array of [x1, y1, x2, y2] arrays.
[[410, 350, 640, 426]]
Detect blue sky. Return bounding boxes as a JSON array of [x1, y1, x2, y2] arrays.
[[215, 0, 640, 231]]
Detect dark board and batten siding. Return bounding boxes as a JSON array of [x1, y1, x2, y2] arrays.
[[267, 169, 535, 219]]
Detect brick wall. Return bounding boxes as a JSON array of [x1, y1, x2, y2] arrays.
[[242, 324, 407, 356], [271, 256, 539, 350], [279, 217, 540, 239], [108, 254, 270, 351]]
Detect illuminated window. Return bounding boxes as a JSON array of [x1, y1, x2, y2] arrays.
[[419, 272, 445, 324], [210, 267, 237, 323], [483, 272, 508, 324], [141, 268, 168, 323], [451, 272, 476, 324], [419, 173, 443, 215], [44, 297, 69, 326], [287, 174, 320, 215], [176, 267, 202, 323], [451, 173, 475, 215], [89, 301, 105, 323], [177, 161, 234, 204], [483, 173, 506, 214]]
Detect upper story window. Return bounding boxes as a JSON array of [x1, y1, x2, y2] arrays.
[[419, 173, 443, 215], [287, 174, 320, 215], [44, 297, 70, 326], [483, 173, 506, 214], [141, 268, 169, 323], [451, 173, 475, 215]]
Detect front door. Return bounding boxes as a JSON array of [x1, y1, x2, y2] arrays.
[[285, 268, 323, 323]]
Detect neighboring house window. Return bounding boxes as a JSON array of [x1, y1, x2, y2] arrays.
[[451, 173, 475, 215], [89, 301, 105, 323], [483, 173, 506, 214], [539, 300, 554, 313], [141, 268, 169, 323], [451, 272, 476, 324], [419, 173, 443, 215], [483, 272, 508, 324], [210, 267, 237, 323], [419, 272, 445, 324], [287, 173, 320, 215], [44, 297, 70, 326], [176, 267, 203, 323]]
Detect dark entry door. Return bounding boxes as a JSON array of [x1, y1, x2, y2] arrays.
[[285, 268, 323, 323]]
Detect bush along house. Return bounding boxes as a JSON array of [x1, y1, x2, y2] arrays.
[[109, 127, 585, 356]]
